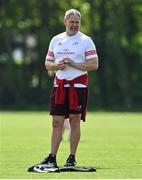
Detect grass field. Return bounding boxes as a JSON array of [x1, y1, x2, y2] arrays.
[[0, 111, 142, 179]]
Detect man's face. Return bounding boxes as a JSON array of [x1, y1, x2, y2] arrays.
[[64, 14, 81, 36]]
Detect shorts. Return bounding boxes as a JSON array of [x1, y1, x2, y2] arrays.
[[49, 87, 88, 121]]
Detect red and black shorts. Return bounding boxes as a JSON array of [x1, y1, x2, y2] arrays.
[[49, 87, 88, 121]]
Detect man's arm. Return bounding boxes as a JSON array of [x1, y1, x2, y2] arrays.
[[48, 70, 55, 77], [64, 57, 99, 71]]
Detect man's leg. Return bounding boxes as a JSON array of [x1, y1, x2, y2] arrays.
[[50, 115, 65, 155], [69, 114, 81, 155], [64, 114, 81, 166], [38, 115, 65, 167]]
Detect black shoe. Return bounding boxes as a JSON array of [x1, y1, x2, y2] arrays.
[[39, 154, 58, 168], [64, 154, 76, 167]]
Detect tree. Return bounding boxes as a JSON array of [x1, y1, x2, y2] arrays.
[[0, 0, 142, 110]]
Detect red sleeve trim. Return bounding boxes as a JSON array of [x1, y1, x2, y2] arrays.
[[47, 51, 54, 57], [85, 50, 96, 56]]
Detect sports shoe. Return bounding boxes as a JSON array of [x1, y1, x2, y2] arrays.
[[64, 154, 76, 167], [39, 154, 58, 168]]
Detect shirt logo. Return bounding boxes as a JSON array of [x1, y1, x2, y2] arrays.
[[57, 42, 62, 46], [64, 49, 69, 52], [72, 42, 79, 46]]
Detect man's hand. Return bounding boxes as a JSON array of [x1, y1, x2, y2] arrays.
[[45, 60, 66, 71], [55, 60, 66, 70], [63, 58, 75, 66]]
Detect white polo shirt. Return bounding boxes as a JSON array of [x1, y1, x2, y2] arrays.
[[46, 31, 98, 86]]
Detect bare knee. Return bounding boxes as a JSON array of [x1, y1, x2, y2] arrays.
[[69, 114, 81, 121], [69, 114, 81, 129], [52, 116, 64, 129], [52, 120, 60, 128]]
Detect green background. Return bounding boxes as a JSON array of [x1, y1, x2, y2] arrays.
[[1, 112, 142, 179], [0, 0, 142, 111]]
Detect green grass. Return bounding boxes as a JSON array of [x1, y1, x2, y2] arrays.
[[0, 111, 142, 179]]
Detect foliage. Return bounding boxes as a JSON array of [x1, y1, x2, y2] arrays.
[[0, 0, 142, 110]]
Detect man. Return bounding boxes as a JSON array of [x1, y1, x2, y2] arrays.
[[40, 9, 98, 168]]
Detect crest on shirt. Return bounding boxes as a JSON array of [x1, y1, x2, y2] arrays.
[[72, 41, 79, 46]]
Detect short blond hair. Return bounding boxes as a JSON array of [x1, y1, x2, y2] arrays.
[[64, 9, 81, 20]]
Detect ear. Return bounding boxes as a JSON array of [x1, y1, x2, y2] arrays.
[[64, 19, 67, 25]]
